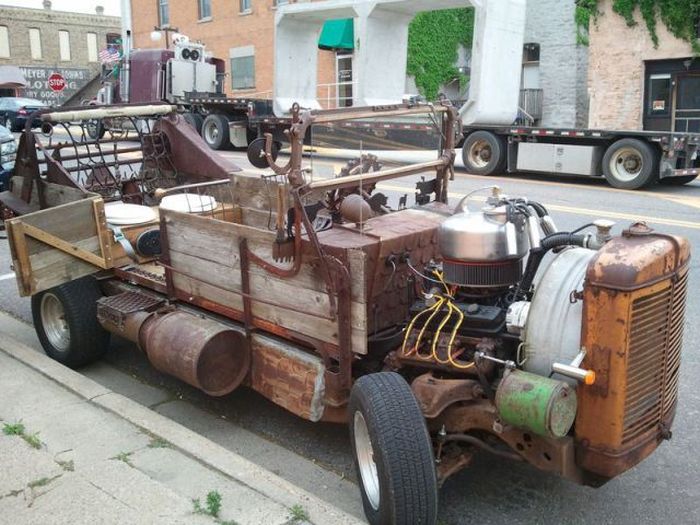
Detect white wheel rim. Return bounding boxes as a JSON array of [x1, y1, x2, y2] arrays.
[[5, 118, 11, 128], [204, 121, 219, 143], [468, 139, 492, 169], [354, 411, 380, 510], [610, 147, 643, 182], [41, 293, 70, 352]]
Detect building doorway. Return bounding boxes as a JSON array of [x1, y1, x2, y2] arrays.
[[644, 58, 700, 131], [336, 51, 353, 108]]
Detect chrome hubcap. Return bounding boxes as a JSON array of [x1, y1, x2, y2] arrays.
[[41, 293, 70, 352], [354, 411, 380, 510], [611, 147, 643, 182], [204, 122, 219, 143], [468, 139, 492, 168]]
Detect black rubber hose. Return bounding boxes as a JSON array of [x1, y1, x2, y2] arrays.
[[528, 201, 549, 218], [515, 232, 588, 299]]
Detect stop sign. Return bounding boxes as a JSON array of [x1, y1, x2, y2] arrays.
[[48, 73, 66, 92]]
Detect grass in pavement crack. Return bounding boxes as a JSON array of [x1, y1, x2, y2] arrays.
[[111, 451, 134, 467], [3, 421, 43, 449], [288, 504, 310, 523], [147, 436, 171, 449], [28, 474, 62, 489]]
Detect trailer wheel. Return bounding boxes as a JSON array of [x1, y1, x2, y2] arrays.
[[602, 139, 658, 189], [462, 131, 506, 176], [247, 137, 280, 169], [349, 372, 438, 525], [661, 174, 698, 186], [202, 114, 230, 150], [86, 119, 105, 140], [31, 277, 110, 369], [183, 112, 204, 134]]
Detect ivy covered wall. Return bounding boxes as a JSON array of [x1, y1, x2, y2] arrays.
[[406, 8, 474, 100], [577, 0, 700, 53]]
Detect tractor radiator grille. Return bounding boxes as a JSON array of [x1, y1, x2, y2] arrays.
[[622, 269, 688, 445]]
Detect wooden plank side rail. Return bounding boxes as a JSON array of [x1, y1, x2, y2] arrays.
[[20, 223, 110, 269], [161, 208, 368, 354]]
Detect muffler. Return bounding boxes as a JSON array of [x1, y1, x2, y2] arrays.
[[97, 295, 249, 396]]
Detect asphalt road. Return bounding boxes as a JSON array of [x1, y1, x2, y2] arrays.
[[1, 143, 699, 525]]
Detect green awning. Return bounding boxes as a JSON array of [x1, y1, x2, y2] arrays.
[[318, 19, 354, 51]]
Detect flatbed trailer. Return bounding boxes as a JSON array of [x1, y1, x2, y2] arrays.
[[189, 91, 700, 191], [460, 124, 700, 189]]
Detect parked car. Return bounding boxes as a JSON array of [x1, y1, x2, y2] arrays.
[[0, 123, 17, 191], [0, 97, 47, 132]]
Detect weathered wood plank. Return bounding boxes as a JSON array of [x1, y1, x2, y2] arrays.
[[169, 248, 366, 330], [173, 273, 367, 353]]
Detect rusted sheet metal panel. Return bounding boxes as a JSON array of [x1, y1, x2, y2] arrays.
[[575, 227, 690, 478], [319, 204, 448, 334], [586, 223, 690, 291], [248, 335, 326, 422]]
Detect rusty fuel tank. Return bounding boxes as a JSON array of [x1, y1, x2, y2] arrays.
[[97, 293, 249, 396]]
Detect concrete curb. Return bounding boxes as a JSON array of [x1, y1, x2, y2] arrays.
[[0, 335, 365, 525]]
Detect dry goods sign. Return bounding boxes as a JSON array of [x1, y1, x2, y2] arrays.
[[18, 67, 92, 105]]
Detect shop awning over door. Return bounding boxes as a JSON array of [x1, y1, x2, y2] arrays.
[[318, 19, 354, 51]]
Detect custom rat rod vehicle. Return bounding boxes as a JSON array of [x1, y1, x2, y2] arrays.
[[2, 103, 690, 525]]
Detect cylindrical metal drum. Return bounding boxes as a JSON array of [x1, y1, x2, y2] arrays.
[[140, 311, 250, 397], [495, 369, 577, 438]]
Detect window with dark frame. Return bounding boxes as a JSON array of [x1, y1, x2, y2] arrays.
[[274, 0, 289, 6], [647, 74, 671, 116], [231, 55, 255, 89], [158, 0, 169, 26], [198, 0, 212, 19], [240, 0, 252, 13], [523, 43, 540, 63]]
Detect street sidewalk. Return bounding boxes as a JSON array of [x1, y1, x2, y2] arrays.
[[0, 334, 363, 525]]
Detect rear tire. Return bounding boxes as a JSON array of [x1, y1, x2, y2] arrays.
[[660, 174, 698, 186], [602, 138, 658, 189], [32, 277, 110, 369], [349, 372, 438, 525], [183, 112, 204, 134], [201, 114, 230, 150], [462, 131, 507, 175]]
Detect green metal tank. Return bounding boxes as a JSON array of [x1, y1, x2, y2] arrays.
[[495, 369, 577, 439]]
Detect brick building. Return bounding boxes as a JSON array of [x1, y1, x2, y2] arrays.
[[588, 0, 700, 132], [130, 0, 338, 101], [0, 1, 121, 104]]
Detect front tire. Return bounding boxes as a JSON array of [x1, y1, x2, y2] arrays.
[[32, 277, 110, 368], [349, 372, 438, 525], [462, 130, 507, 175], [201, 114, 230, 150], [602, 138, 658, 189]]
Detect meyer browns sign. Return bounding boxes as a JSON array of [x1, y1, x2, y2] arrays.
[[19, 66, 92, 104]]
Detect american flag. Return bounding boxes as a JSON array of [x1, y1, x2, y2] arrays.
[[99, 47, 121, 64]]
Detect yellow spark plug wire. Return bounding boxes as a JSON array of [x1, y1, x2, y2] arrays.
[[431, 301, 456, 364], [446, 302, 475, 370], [401, 297, 444, 357], [413, 297, 446, 359]]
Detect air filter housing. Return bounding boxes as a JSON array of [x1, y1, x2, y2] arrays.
[[438, 203, 529, 288]]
